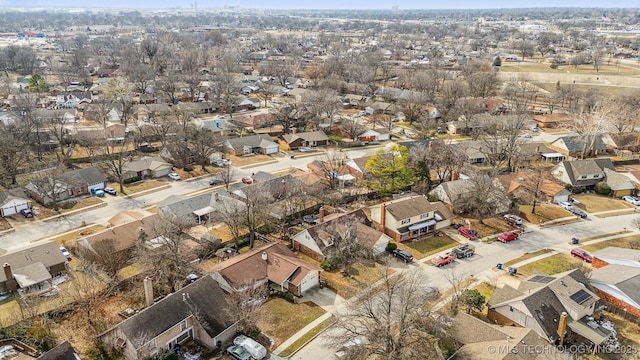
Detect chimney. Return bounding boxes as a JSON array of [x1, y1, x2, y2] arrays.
[[292, 128, 297, 134], [143, 276, 154, 307], [535, 146, 540, 152], [428, 142, 433, 151], [261, 251, 268, 262], [319, 207, 325, 223], [3, 263, 17, 292], [380, 203, 387, 230], [451, 171, 459, 181], [557, 312, 568, 346]]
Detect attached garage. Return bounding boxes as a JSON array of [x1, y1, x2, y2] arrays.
[[0, 190, 32, 217], [299, 270, 320, 294], [262, 142, 279, 155]]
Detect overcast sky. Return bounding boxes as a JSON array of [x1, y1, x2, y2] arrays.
[[12, 0, 640, 9]]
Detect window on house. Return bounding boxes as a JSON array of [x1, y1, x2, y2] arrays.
[[420, 213, 429, 220], [593, 175, 598, 178], [401, 218, 410, 225], [580, 175, 587, 179], [180, 320, 187, 331], [148, 338, 156, 350], [400, 232, 410, 239]]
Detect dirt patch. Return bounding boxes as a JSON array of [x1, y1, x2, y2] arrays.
[[0, 218, 12, 231], [321, 261, 391, 299], [453, 217, 512, 238]]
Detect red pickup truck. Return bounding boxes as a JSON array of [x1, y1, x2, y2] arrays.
[[457, 226, 477, 240]]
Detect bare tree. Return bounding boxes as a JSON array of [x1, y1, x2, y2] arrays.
[[455, 174, 509, 224], [567, 102, 611, 158], [218, 194, 248, 249], [0, 123, 28, 185], [31, 164, 73, 211], [445, 268, 469, 314], [70, 259, 118, 326], [81, 237, 132, 277], [330, 268, 447, 360], [322, 215, 370, 275], [428, 139, 466, 183], [225, 281, 268, 334], [316, 151, 348, 190], [239, 184, 274, 249]]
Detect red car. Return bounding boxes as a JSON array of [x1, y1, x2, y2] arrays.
[[241, 177, 254, 184], [432, 252, 456, 267], [457, 226, 477, 240], [570, 248, 593, 263], [498, 231, 519, 243]]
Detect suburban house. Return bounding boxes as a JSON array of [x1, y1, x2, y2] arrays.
[[369, 195, 453, 242], [487, 269, 612, 348], [449, 313, 554, 360], [532, 113, 568, 128], [551, 159, 615, 190], [603, 168, 636, 197], [122, 157, 173, 181], [0, 189, 31, 217], [291, 208, 391, 261], [589, 247, 640, 318], [195, 117, 236, 136], [549, 135, 608, 158], [158, 192, 245, 224], [99, 276, 238, 360], [602, 133, 640, 158], [210, 242, 321, 297], [25, 167, 108, 206], [278, 130, 330, 150], [38, 341, 82, 360], [498, 173, 571, 205], [519, 142, 565, 164], [225, 134, 279, 155], [0, 241, 68, 295], [75, 214, 159, 259], [358, 128, 390, 142], [591, 246, 640, 269], [429, 177, 510, 214]]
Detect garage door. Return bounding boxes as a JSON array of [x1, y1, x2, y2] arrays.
[[300, 271, 319, 293], [265, 145, 279, 155], [87, 184, 105, 193]]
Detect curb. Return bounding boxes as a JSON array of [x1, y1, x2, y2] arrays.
[[239, 160, 279, 169], [0, 228, 16, 237], [42, 201, 108, 223], [30, 222, 97, 244], [124, 184, 172, 198], [279, 318, 336, 358]]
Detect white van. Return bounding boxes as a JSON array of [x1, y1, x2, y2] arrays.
[[233, 335, 267, 360]]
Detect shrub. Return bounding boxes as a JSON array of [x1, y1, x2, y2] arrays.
[[594, 181, 611, 195], [123, 176, 142, 184], [274, 290, 295, 303], [320, 259, 335, 271], [184, 165, 193, 172], [386, 242, 398, 252]]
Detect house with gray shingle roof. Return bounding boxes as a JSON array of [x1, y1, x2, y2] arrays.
[[603, 168, 636, 197], [551, 158, 615, 189], [122, 157, 173, 181], [159, 192, 245, 224], [225, 134, 279, 155], [0, 241, 68, 295], [25, 167, 107, 206], [0, 188, 31, 217], [487, 269, 612, 347], [279, 130, 329, 150], [549, 135, 608, 158], [590, 264, 640, 319], [99, 275, 238, 360]]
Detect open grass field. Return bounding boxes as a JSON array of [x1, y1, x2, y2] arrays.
[[501, 61, 640, 76], [256, 298, 326, 349]]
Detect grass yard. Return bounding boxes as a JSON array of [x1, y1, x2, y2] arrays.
[[515, 253, 585, 278], [322, 261, 391, 299], [46, 224, 106, 247], [396, 235, 458, 260], [117, 262, 147, 280], [472, 282, 495, 315], [0, 218, 11, 232], [108, 179, 168, 195], [572, 194, 633, 213], [454, 217, 513, 238], [279, 317, 335, 357], [172, 165, 218, 180], [37, 196, 105, 219], [229, 154, 276, 167], [256, 298, 326, 349], [501, 249, 553, 268], [582, 234, 640, 252], [518, 203, 573, 224]]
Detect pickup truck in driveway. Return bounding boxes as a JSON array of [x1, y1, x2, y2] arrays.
[[432, 252, 456, 267], [457, 226, 478, 240], [451, 244, 475, 259]]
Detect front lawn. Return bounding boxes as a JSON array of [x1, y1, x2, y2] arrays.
[[256, 298, 326, 349], [582, 234, 640, 252], [47, 224, 106, 247], [37, 196, 105, 219], [572, 194, 634, 213], [515, 253, 585, 278], [321, 261, 391, 299], [228, 154, 276, 167], [108, 179, 167, 195], [396, 235, 458, 260], [453, 217, 513, 238], [501, 249, 553, 268], [279, 317, 335, 357], [518, 203, 573, 224]]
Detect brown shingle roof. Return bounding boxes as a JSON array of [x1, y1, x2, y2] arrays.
[[0, 241, 67, 283], [385, 196, 437, 221]]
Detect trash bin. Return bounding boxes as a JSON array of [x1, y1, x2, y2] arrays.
[[319, 281, 324, 289], [572, 238, 580, 244], [510, 267, 518, 275], [497, 263, 503, 270], [290, 155, 295, 159]]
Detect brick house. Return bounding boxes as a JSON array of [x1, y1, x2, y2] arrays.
[[589, 247, 640, 319], [0, 241, 68, 295]]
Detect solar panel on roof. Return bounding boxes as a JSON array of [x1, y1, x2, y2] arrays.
[[529, 275, 555, 283], [570, 289, 592, 305]]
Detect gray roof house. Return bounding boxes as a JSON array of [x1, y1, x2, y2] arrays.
[[99, 275, 238, 360], [487, 269, 612, 347], [550, 159, 615, 189], [0, 188, 32, 217], [25, 167, 108, 206], [122, 157, 173, 180], [0, 241, 68, 295], [549, 135, 608, 158], [603, 168, 636, 197], [159, 192, 245, 224], [590, 264, 640, 319], [429, 176, 510, 214], [225, 134, 279, 155]]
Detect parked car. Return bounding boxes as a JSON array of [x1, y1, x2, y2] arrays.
[[457, 226, 477, 240], [167, 172, 181, 181], [432, 252, 456, 267], [20, 208, 34, 218], [241, 177, 253, 184], [503, 214, 523, 225], [233, 335, 266, 360], [209, 177, 224, 186], [570, 208, 588, 218], [622, 196, 640, 206], [226, 344, 251, 360], [103, 187, 117, 196], [558, 201, 573, 210], [423, 287, 441, 301], [570, 248, 593, 263], [451, 244, 475, 259], [392, 249, 414, 263], [335, 338, 362, 358], [91, 188, 105, 197], [212, 159, 232, 167], [59, 246, 71, 260], [302, 214, 319, 224], [498, 231, 519, 243]]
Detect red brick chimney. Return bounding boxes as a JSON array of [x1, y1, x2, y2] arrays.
[[380, 203, 387, 230], [3, 263, 17, 292], [557, 312, 568, 346], [451, 171, 459, 181], [428, 142, 433, 151], [319, 207, 325, 223]]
